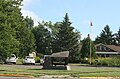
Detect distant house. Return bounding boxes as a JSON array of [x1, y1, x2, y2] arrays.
[[95, 43, 120, 57]]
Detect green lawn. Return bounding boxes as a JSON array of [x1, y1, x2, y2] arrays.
[[0, 64, 120, 78]]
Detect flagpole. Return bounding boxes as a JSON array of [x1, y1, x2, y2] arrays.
[[90, 28, 92, 64], [89, 21, 92, 64]]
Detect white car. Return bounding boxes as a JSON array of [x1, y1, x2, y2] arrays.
[[5, 54, 17, 64], [22, 56, 35, 65]]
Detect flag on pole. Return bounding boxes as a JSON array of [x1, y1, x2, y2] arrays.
[[90, 21, 93, 26]]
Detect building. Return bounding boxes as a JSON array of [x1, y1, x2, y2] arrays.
[[95, 43, 120, 57]]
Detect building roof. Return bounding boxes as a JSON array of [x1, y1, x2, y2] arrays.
[[106, 45, 120, 52], [96, 43, 120, 52]]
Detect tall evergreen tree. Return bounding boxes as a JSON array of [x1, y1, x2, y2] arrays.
[[114, 28, 120, 46], [54, 13, 81, 63], [95, 25, 113, 45], [80, 35, 96, 60]]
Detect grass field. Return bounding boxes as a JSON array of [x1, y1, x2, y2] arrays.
[[0, 64, 120, 78]]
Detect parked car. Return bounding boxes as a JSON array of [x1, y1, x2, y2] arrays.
[[22, 56, 35, 65], [5, 54, 17, 64]]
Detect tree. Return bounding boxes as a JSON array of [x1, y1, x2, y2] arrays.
[[16, 26, 36, 57], [0, 0, 21, 60], [80, 35, 96, 61], [53, 13, 81, 63], [95, 25, 113, 45], [0, 0, 36, 59], [9, 0, 36, 58], [70, 30, 81, 62], [32, 22, 52, 55], [17, 16, 36, 57], [114, 28, 120, 46], [24, 16, 34, 30]]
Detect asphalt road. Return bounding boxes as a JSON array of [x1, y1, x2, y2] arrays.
[[3, 63, 43, 69]]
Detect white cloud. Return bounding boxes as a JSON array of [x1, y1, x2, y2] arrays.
[[22, 0, 40, 8], [22, 0, 34, 7], [21, 9, 42, 26], [21, 0, 42, 26]]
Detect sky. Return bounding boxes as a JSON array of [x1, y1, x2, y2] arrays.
[[21, 0, 120, 40]]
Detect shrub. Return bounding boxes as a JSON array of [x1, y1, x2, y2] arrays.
[[92, 56, 120, 67], [80, 58, 89, 64], [16, 58, 23, 64], [35, 56, 40, 63]]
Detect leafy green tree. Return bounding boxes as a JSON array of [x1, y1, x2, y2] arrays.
[[0, 0, 35, 59], [13, 0, 35, 58], [80, 35, 96, 61], [17, 16, 36, 57], [32, 22, 52, 55], [16, 21, 35, 57], [16, 26, 36, 57], [24, 16, 34, 30], [53, 13, 81, 63], [95, 25, 113, 45], [0, 0, 22, 60]]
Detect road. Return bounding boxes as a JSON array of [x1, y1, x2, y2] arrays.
[[2, 63, 42, 69]]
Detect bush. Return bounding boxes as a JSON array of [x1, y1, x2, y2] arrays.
[[35, 56, 40, 63], [92, 56, 120, 67], [16, 58, 23, 64], [80, 58, 89, 64]]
